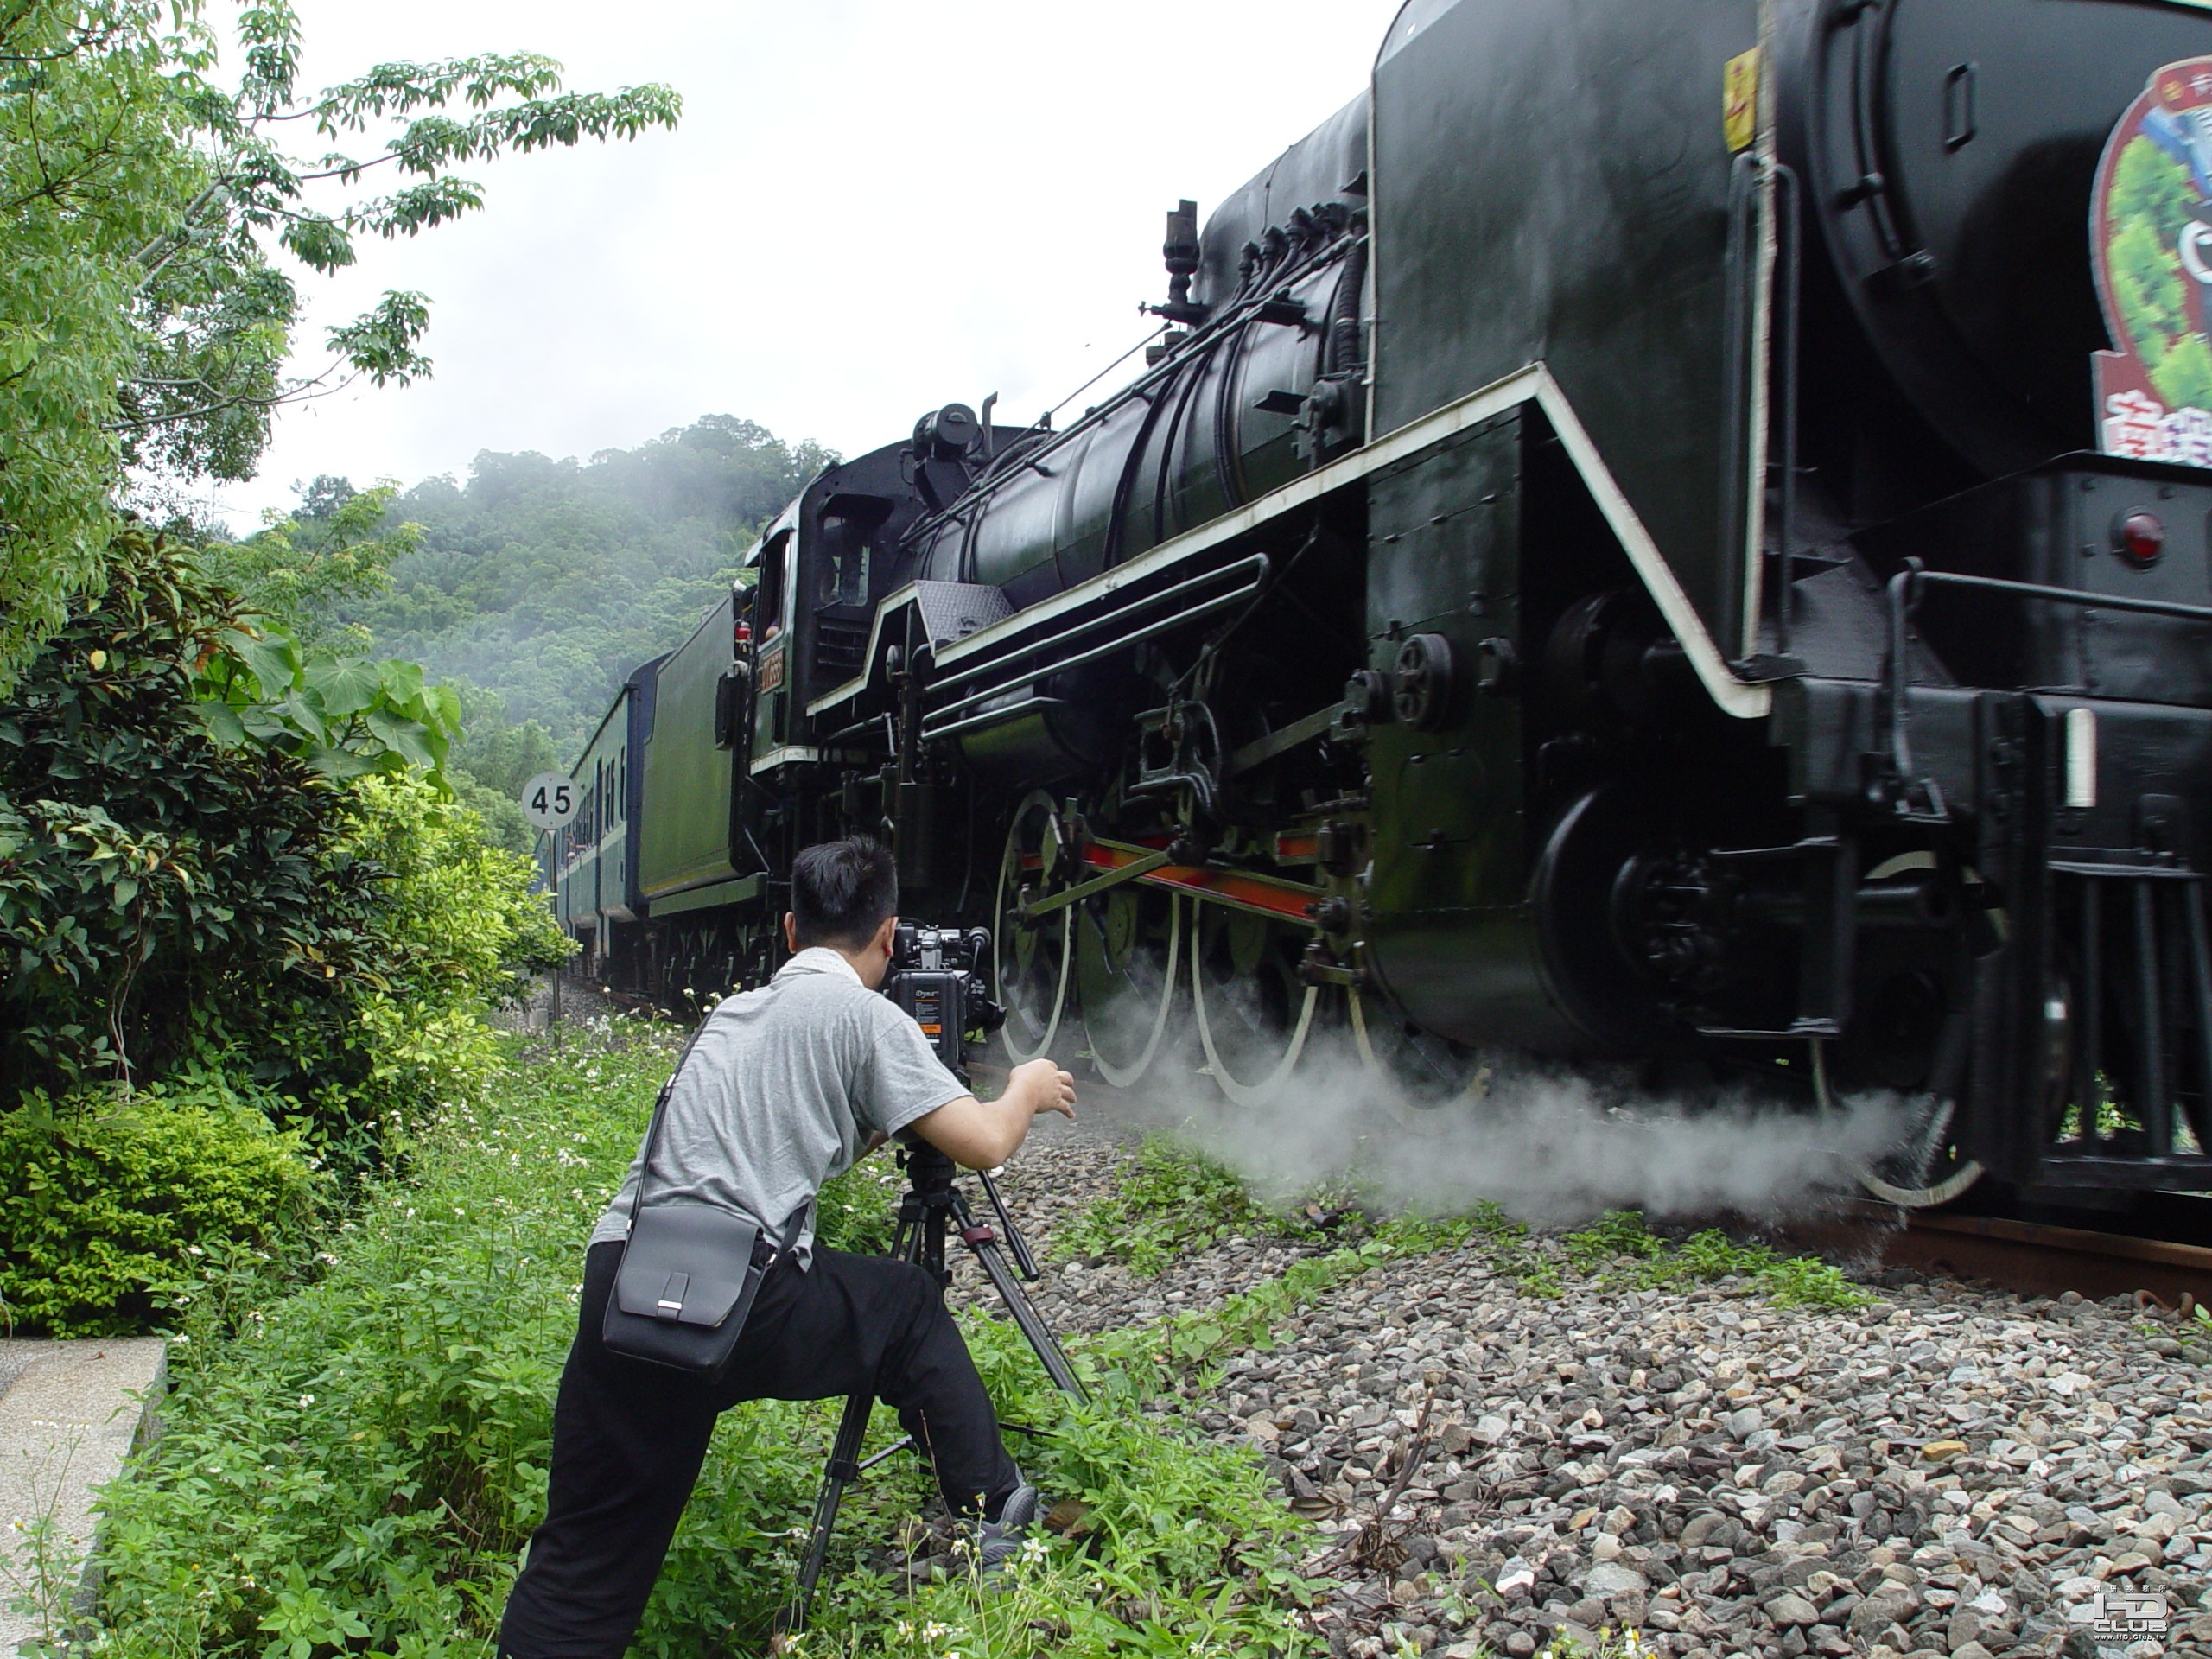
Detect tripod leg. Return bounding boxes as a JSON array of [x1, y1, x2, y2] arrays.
[[965, 1236, 1090, 1403], [780, 1208, 924, 1635], [975, 1168, 1039, 1279], [781, 1387, 874, 1634]]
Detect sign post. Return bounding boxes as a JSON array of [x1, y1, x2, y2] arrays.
[[520, 772, 581, 1039]]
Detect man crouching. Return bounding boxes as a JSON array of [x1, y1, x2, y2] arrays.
[[498, 835, 1077, 1657]]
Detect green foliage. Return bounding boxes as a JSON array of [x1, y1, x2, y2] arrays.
[[1450, 1200, 1561, 1298], [192, 621, 461, 787], [339, 772, 565, 1009], [0, 1079, 317, 1337], [337, 416, 835, 752], [1560, 1208, 1667, 1274], [440, 685, 562, 855], [0, 0, 680, 698], [814, 1148, 903, 1257], [327, 773, 569, 1151], [0, 0, 199, 696], [1555, 1210, 1870, 1309], [0, 536, 407, 1095], [89, 1026, 1325, 1659], [2186, 1301, 2212, 1363], [1050, 1135, 1314, 1278], [194, 478, 423, 652], [1, 534, 568, 1205], [90, 1033, 639, 1657]]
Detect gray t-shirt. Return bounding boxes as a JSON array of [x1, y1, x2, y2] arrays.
[[589, 947, 968, 1268]]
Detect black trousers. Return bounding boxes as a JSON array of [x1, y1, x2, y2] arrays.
[[496, 1238, 1020, 1659]]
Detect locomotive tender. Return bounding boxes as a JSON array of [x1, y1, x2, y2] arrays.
[[554, 0, 2212, 1207]]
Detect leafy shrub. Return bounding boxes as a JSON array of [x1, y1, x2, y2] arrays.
[[318, 773, 569, 1157], [2, 538, 569, 1184], [0, 1083, 318, 1337], [0, 535, 451, 1105]]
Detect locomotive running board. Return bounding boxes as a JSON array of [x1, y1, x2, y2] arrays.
[[808, 363, 1772, 723]]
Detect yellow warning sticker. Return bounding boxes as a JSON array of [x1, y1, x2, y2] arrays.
[[1724, 48, 1760, 152]]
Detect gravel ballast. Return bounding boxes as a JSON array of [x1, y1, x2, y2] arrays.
[[977, 1114, 2212, 1659]]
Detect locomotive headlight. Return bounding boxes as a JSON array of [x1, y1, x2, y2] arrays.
[[2113, 510, 2165, 568]]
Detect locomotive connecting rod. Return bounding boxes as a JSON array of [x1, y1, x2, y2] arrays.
[[1016, 837, 1329, 928], [1014, 847, 1174, 923]]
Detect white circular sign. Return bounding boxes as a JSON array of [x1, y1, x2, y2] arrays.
[[520, 771, 580, 831]]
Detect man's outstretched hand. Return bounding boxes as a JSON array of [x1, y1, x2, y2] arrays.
[[910, 1059, 1077, 1170], [1009, 1058, 1077, 1122]]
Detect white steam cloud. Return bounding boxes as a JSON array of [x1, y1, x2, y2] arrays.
[[1091, 1037, 1914, 1227]]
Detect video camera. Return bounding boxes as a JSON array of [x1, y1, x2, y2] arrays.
[[881, 922, 1003, 1081]]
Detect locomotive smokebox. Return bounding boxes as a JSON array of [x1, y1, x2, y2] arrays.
[[1779, 0, 2212, 499]]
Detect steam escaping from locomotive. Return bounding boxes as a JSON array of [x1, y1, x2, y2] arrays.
[[1118, 1038, 1913, 1229]]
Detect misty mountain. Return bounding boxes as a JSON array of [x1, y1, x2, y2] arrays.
[[344, 415, 834, 757]]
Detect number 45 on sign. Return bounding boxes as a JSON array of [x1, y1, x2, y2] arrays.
[[521, 771, 579, 831]]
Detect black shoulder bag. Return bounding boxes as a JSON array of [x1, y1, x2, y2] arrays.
[[601, 1019, 781, 1381]]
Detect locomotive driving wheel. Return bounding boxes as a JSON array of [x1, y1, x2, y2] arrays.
[[993, 791, 1073, 1063], [1075, 884, 1183, 1086], [1349, 986, 1489, 1130], [1190, 902, 1318, 1106]]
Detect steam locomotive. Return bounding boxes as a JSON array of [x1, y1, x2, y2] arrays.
[[552, 0, 2212, 1210]]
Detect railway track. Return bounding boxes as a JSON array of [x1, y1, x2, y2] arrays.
[[1874, 1203, 2212, 1312]]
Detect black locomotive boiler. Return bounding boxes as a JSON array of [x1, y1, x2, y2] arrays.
[[551, 0, 2212, 1211]]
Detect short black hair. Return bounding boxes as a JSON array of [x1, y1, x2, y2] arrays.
[[790, 836, 899, 950]]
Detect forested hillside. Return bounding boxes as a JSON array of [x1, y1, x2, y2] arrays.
[[337, 415, 835, 757]]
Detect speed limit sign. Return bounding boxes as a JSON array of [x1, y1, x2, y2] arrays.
[[520, 771, 580, 831]]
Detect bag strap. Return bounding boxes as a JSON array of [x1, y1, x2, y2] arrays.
[[627, 1011, 720, 1226]]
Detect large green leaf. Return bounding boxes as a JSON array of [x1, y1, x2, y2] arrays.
[[303, 656, 383, 718], [423, 682, 463, 734], [283, 689, 331, 747], [364, 707, 437, 771], [195, 701, 247, 747], [376, 658, 424, 707], [220, 628, 302, 697]]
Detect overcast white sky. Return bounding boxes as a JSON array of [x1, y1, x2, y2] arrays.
[[213, 0, 1407, 529]]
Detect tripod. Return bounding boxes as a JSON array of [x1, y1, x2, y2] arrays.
[[781, 1133, 1088, 1633]]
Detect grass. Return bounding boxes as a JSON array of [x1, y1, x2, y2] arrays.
[[1558, 1207, 1869, 1307], [1052, 1131, 1868, 1316], [1048, 1134, 1319, 1277], [71, 1020, 1334, 1659]]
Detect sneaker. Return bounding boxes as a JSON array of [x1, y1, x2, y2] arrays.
[[976, 1479, 1041, 1575]]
